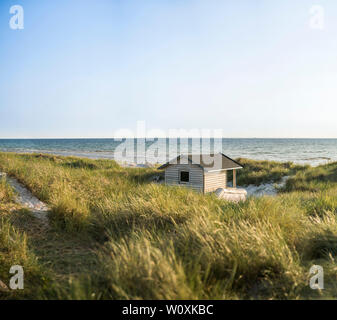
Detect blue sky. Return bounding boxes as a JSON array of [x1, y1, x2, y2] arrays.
[[0, 0, 337, 138]]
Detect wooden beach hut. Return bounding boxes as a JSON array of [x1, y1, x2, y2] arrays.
[[158, 153, 243, 194]]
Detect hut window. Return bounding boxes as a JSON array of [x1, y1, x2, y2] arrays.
[[180, 171, 189, 183]]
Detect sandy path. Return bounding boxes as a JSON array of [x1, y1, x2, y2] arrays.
[[0, 172, 49, 224], [228, 176, 289, 197]]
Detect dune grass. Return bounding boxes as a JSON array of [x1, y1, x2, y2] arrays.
[[0, 152, 337, 299], [0, 178, 50, 299], [230, 158, 308, 186]]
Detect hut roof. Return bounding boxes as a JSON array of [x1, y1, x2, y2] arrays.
[[158, 153, 243, 172]]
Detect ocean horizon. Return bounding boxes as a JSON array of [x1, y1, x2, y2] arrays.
[[0, 138, 336, 166]]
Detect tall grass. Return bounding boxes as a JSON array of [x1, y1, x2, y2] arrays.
[[230, 158, 307, 186], [0, 152, 337, 299], [0, 180, 50, 299]]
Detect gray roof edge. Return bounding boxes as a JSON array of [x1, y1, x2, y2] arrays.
[[157, 155, 203, 170], [158, 153, 243, 170], [219, 153, 244, 169]]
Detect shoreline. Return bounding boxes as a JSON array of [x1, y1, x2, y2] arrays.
[[0, 149, 334, 167]]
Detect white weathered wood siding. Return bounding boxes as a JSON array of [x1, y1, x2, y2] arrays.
[[204, 171, 227, 193], [164, 164, 204, 192]]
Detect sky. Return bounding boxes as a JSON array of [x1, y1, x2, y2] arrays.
[[0, 0, 337, 138]]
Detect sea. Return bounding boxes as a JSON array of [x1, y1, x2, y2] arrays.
[[0, 138, 336, 167]]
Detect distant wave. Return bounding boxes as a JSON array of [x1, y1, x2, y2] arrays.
[[300, 157, 331, 161], [1, 138, 337, 166]]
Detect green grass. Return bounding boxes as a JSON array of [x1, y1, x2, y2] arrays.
[[0, 152, 337, 299], [0, 178, 50, 299], [229, 158, 307, 186], [281, 161, 337, 192]]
